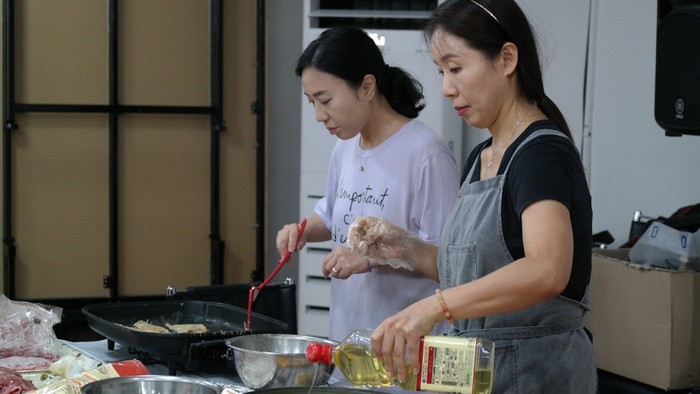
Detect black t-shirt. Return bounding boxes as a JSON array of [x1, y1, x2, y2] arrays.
[[462, 120, 592, 301]]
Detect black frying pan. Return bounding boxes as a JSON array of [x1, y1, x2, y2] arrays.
[[82, 300, 286, 373]]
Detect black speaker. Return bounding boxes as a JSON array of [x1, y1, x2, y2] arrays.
[[655, 0, 700, 136]]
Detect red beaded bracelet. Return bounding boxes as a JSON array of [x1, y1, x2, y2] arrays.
[[435, 289, 455, 325]]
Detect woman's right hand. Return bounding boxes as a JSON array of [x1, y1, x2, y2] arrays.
[[276, 222, 307, 257], [371, 296, 441, 382]]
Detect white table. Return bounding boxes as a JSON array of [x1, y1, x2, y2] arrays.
[[62, 339, 409, 393], [62, 339, 252, 393]]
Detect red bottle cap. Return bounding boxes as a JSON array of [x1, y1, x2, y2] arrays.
[[306, 342, 333, 365]]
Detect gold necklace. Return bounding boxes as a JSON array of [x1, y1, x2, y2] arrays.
[[487, 116, 522, 168]]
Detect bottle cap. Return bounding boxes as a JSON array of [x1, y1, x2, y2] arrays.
[[306, 342, 333, 365]]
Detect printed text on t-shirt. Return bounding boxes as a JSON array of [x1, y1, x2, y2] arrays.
[[337, 180, 390, 212]]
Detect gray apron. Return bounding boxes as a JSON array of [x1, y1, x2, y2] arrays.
[[438, 130, 597, 393]]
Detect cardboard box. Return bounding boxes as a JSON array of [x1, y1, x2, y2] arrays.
[[585, 248, 700, 390]]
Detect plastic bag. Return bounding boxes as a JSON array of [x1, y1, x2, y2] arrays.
[[628, 221, 700, 271], [0, 294, 66, 370]]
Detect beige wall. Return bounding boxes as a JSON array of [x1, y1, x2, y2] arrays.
[[2, 0, 258, 298]]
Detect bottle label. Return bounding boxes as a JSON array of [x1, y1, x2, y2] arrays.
[[417, 336, 478, 393]]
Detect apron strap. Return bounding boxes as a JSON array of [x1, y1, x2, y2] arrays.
[[464, 129, 569, 181]]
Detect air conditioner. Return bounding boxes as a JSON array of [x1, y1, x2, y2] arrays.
[[297, 0, 461, 338]]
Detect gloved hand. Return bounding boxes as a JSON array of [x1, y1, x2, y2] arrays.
[[347, 217, 422, 270]]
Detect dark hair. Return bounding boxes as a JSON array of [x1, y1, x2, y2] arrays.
[[423, 0, 573, 139], [296, 25, 425, 119]]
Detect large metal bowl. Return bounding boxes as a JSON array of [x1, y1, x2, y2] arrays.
[[225, 334, 337, 390], [81, 375, 221, 394]]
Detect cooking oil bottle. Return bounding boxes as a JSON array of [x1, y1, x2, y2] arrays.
[[306, 329, 494, 394]]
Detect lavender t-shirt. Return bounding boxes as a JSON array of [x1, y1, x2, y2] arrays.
[[315, 119, 459, 342]]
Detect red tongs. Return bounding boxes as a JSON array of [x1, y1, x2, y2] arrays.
[[245, 218, 307, 331]]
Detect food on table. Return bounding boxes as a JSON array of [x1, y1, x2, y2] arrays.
[[119, 320, 209, 334], [0, 366, 36, 393], [132, 320, 170, 333], [165, 323, 208, 334], [30, 360, 149, 394], [119, 320, 169, 334], [0, 356, 54, 372], [49, 353, 101, 378]]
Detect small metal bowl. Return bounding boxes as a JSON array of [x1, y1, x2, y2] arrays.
[[225, 333, 337, 390], [81, 375, 221, 394]]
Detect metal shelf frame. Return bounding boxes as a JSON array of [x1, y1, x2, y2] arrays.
[[0, 0, 256, 300]]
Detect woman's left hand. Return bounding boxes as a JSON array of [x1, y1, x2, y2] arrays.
[[370, 297, 440, 381], [322, 247, 372, 279]]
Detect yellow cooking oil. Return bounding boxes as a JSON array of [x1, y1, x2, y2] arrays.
[[333, 343, 416, 389], [472, 369, 493, 394]]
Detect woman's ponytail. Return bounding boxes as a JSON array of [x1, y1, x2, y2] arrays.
[[380, 66, 425, 119], [537, 95, 573, 140]]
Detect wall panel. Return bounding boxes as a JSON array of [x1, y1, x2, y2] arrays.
[[3, 0, 259, 299]]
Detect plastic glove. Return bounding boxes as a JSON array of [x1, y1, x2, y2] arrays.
[[347, 217, 422, 270]]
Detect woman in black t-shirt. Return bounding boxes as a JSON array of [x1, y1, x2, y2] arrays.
[[346, 0, 596, 392]]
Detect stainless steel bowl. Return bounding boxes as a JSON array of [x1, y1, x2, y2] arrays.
[[225, 333, 337, 390], [81, 375, 221, 394]]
